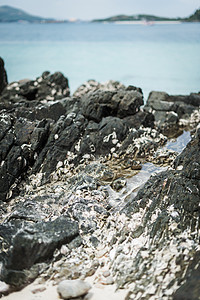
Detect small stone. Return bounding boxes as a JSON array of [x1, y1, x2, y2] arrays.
[[96, 248, 108, 258], [31, 286, 46, 294], [57, 279, 91, 299], [92, 260, 100, 269], [103, 270, 111, 278], [85, 267, 96, 277], [112, 178, 126, 191], [101, 276, 114, 285], [60, 245, 69, 255]]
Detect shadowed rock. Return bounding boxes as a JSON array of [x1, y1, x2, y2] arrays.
[[117, 127, 200, 299], [0, 57, 8, 95], [144, 90, 200, 131], [0, 216, 79, 286]]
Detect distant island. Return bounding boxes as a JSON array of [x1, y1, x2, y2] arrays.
[[0, 5, 67, 23], [92, 8, 200, 23], [0, 5, 199, 23]]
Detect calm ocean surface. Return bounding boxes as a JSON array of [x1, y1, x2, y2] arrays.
[[0, 22, 200, 99]]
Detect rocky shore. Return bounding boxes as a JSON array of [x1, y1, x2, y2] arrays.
[[0, 57, 200, 300]]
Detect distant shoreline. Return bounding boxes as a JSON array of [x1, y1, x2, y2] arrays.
[[108, 20, 182, 25]]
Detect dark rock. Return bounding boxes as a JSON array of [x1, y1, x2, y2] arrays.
[[173, 126, 200, 180], [117, 127, 167, 158], [15, 100, 67, 122], [32, 114, 86, 178], [1, 71, 70, 103], [119, 127, 200, 297], [113, 89, 144, 118], [7, 96, 81, 123], [81, 89, 143, 122], [144, 91, 200, 131], [36, 71, 70, 101], [122, 127, 200, 230], [173, 252, 200, 300], [65, 196, 109, 234], [0, 113, 50, 201], [123, 110, 155, 129], [0, 57, 8, 95], [0, 216, 79, 286], [78, 116, 128, 157]]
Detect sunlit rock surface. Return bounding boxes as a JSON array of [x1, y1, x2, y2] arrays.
[[0, 65, 199, 299]]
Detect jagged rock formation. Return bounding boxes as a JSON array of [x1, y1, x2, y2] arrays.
[[116, 126, 200, 299], [144, 91, 200, 133], [0, 66, 199, 299]]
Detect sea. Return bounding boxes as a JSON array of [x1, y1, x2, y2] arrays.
[[0, 22, 200, 100]]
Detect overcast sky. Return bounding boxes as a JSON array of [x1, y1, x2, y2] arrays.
[[0, 0, 199, 20]]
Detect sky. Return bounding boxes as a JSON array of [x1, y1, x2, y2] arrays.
[[0, 0, 199, 20]]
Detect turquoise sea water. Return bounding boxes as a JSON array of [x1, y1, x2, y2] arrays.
[[0, 22, 200, 99]]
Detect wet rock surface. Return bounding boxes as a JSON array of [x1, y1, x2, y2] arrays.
[[0, 65, 200, 299]]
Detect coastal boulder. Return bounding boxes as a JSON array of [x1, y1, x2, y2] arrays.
[[0, 113, 50, 201], [0, 57, 8, 95], [1, 71, 70, 103], [81, 88, 143, 122], [144, 91, 200, 130], [0, 216, 79, 286], [73, 79, 126, 98]]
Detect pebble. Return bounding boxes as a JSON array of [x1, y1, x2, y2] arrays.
[[101, 276, 114, 285], [102, 270, 111, 278], [85, 267, 96, 277], [31, 286, 46, 294], [96, 248, 108, 258], [57, 279, 91, 299]]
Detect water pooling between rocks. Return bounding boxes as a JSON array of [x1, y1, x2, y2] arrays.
[[106, 130, 191, 211], [0, 58, 200, 299], [165, 130, 191, 153]]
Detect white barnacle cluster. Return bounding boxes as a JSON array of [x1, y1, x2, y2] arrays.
[[0, 113, 11, 124], [103, 131, 117, 144], [179, 108, 200, 126], [24, 172, 44, 193], [50, 151, 79, 182], [74, 138, 82, 152]]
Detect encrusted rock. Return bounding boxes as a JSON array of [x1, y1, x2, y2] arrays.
[[144, 90, 200, 132], [81, 89, 143, 122], [73, 79, 126, 98], [116, 126, 200, 299], [0, 113, 50, 201], [0, 63, 199, 300], [0, 216, 80, 286], [1, 71, 69, 103]]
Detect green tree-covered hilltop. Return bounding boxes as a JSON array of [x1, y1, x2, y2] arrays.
[[0, 5, 56, 23], [186, 8, 200, 22], [92, 8, 200, 23]]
